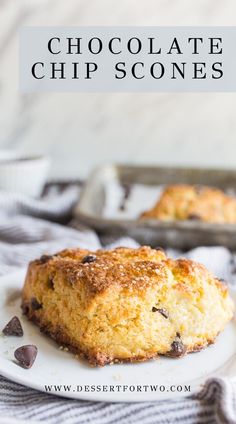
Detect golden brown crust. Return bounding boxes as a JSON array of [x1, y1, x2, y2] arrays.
[[32, 246, 168, 296], [21, 246, 234, 366], [140, 184, 236, 223]]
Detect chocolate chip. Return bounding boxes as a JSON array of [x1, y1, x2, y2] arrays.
[[39, 255, 52, 264], [188, 214, 201, 221], [81, 255, 97, 264], [14, 345, 38, 369], [152, 307, 169, 319], [176, 332, 181, 338], [168, 337, 186, 358], [21, 304, 29, 315], [31, 298, 42, 310], [48, 276, 54, 289], [2, 316, 23, 337]]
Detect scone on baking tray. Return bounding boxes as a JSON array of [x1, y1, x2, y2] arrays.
[[140, 184, 236, 223], [22, 246, 234, 367]]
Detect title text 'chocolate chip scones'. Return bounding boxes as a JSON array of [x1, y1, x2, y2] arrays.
[[22, 247, 234, 366], [140, 184, 236, 223]]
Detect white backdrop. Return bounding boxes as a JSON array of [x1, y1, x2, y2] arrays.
[[0, 0, 236, 179]]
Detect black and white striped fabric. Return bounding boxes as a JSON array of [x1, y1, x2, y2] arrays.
[[0, 187, 236, 424], [1, 375, 236, 424]]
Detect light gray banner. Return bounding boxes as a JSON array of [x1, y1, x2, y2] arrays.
[[19, 26, 236, 92]]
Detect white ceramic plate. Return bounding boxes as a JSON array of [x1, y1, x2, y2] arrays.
[[1, 269, 236, 403]]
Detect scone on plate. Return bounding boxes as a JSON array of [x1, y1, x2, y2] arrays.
[[140, 184, 236, 223], [22, 246, 234, 366]]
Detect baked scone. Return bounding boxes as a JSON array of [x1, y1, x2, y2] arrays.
[[21, 246, 234, 366], [140, 184, 236, 223]]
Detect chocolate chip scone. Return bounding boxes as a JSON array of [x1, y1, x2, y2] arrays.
[[21, 246, 234, 366], [140, 184, 236, 223]]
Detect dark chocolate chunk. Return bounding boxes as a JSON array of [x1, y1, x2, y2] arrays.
[[188, 214, 201, 221], [39, 255, 53, 264], [168, 338, 186, 358], [2, 316, 23, 337], [14, 345, 38, 369], [81, 255, 97, 264], [152, 307, 169, 319], [31, 297, 42, 310], [48, 276, 54, 289]]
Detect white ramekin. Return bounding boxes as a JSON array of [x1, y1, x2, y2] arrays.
[[0, 151, 50, 197]]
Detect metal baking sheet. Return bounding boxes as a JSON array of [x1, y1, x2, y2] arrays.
[[74, 164, 236, 249]]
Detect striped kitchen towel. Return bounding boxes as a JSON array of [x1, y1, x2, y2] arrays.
[[0, 188, 236, 424]]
